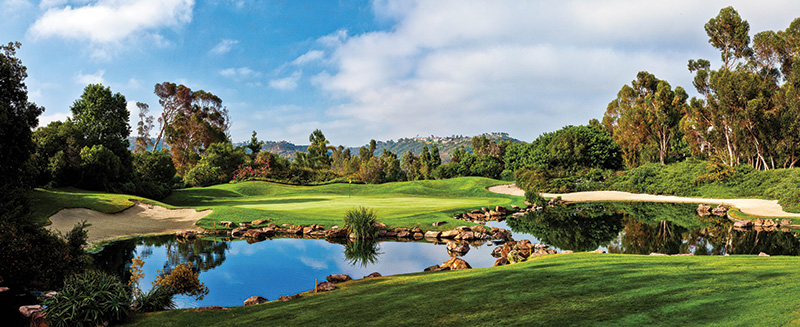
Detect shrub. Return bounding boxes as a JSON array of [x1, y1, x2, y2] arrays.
[[134, 285, 176, 313], [525, 190, 547, 207], [343, 207, 380, 239], [43, 270, 131, 327], [153, 262, 209, 300]]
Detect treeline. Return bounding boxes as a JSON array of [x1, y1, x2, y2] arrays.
[[604, 6, 800, 171]]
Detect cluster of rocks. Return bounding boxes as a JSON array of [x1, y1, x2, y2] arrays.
[[490, 239, 558, 266], [424, 257, 472, 272], [733, 218, 794, 231], [423, 224, 512, 243], [697, 204, 730, 217], [243, 272, 381, 306], [453, 205, 517, 223]]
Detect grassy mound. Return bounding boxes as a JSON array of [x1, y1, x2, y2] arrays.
[[120, 253, 800, 326]]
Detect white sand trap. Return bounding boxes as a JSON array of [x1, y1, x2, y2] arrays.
[[488, 184, 800, 218], [47, 202, 212, 244]]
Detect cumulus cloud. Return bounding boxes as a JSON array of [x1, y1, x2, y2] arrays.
[[29, 0, 194, 58], [312, 0, 800, 144], [74, 69, 106, 85], [210, 39, 238, 55], [269, 71, 302, 90]]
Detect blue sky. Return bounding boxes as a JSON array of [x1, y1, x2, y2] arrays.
[[3, 0, 800, 146]]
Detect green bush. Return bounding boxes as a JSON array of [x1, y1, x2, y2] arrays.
[[43, 270, 131, 327], [153, 262, 209, 300], [344, 207, 380, 239]]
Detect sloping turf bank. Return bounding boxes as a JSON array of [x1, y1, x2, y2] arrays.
[[162, 177, 522, 230], [120, 253, 800, 326]]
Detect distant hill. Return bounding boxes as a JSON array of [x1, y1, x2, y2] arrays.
[[143, 133, 524, 162]]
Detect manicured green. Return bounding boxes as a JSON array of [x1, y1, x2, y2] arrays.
[[164, 177, 521, 230], [31, 177, 522, 230], [29, 187, 175, 226], [120, 253, 800, 326]]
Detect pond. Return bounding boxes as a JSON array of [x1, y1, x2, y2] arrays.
[[92, 202, 800, 308]]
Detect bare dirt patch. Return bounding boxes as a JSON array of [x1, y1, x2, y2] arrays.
[[47, 202, 212, 244], [488, 184, 800, 218]]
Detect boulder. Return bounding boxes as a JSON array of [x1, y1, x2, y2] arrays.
[[397, 231, 412, 238], [411, 226, 422, 233], [176, 230, 196, 238], [511, 205, 520, 211], [507, 250, 527, 264], [0, 287, 9, 293], [279, 294, 300, 302], [220, 221, 235, 228], [754, 218, 765, 226], [326, 228, 349, 238], [592, 249, 606, 253], [244, 296, 268, 306], [424, 265, 441, 272], [481, 207, 489, 213], [231, 227, 248, 237], [316, 281, 336, 292], [440, 230, 459, 238], [490, 246, 503, 258], [363, 272, 382, 278], [413, 232, 424, 239], [562, 250, 574, 254], [446, 242, 470, 256], [326, 274, 353, 283], [425, 231, 442, 238], [252, 219, 268, 226], [470, 224, 487, 234], [239, 222, 252, 228], [261, 228, 275, 236], [763, 219, 777, 227], [493, 257, 510, 266], [495, 206, 507, 214], [711, 205, 729, 216], [432, 221, 448, 227], [459, 231, 475, 240], [733, 220, 753, 228], [696, 204, 712, 216], [488, 210, 500, 216], [19, 305, 42, 318], [781, 219, 793, 226], [285, 228, 302, 235], [759, 252, 771, 257], [373, 222, 387, 229], [440, 257, 472, 270], [302, 227, 314, 234]]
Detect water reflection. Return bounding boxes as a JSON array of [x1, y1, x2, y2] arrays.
[[506, 202, 800, 256], [343, 239, 382, 267]]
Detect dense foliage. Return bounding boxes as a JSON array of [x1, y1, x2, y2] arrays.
[[343, 207, 380, 239], [43, 270, 131, 326]]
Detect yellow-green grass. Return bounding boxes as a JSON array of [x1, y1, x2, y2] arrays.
[[29, 187, 175, 226], [29, 177, 523, 230], [164, 177, 523, 230], [120, 253, 800, 326]]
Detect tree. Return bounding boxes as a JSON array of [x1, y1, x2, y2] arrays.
[[246, 130, 264, 159], [134, 102, 154, 153], [154, 82, 230, 174], [183, 142, 246, 187], [704, 6, 752, 69], [0, 42, 45, 220]]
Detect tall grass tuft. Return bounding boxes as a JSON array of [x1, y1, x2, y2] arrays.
[[43, 270, 132, 327], [344, 206, 380, 239], [134, 285, 177, 313]]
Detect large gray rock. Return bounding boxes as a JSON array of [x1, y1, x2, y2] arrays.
[[446, 242, 470, 256], [424, 231, 441, 238]]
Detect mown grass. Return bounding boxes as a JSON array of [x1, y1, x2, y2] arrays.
[[119, 253, 800, 326], [164, 177, 522, 230], [30, 177, 522, 230], [29, 187, 175, 226]]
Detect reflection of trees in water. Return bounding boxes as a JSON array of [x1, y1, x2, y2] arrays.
[[344, 239, 382, 267], [507, 202, 800, 256], [92, 236, 231, 281], [507, 204, 623, 251]]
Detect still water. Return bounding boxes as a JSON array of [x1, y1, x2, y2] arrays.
[[93, 202, 800, 308]]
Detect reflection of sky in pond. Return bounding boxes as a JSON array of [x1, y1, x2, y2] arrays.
[[131, 237, 510, 308]]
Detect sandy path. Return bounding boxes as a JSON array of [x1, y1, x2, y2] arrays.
[[488, 184, 800, 218], [47, 202, 212, 244]]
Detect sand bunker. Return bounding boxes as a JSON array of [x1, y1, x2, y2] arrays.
[[47, 202, 212, 244], [488, 184, 800, 218]]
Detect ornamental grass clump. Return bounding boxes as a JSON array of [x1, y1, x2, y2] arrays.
[[43, 270, 131, 327], [344, 207, 380, 239]]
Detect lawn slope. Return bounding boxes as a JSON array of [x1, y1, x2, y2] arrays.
[[121, 253, 800, 326], [162, 177, 521, 230]]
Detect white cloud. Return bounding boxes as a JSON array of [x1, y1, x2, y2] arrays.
[[292, 50, 324, 65], [312, 0, 800, 144], [268, 71, 302, 91], [38, 111, 70, 127], [29, 0, 194, 58], [74, 69, 106, 85], [210, 39, 238, 55]]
